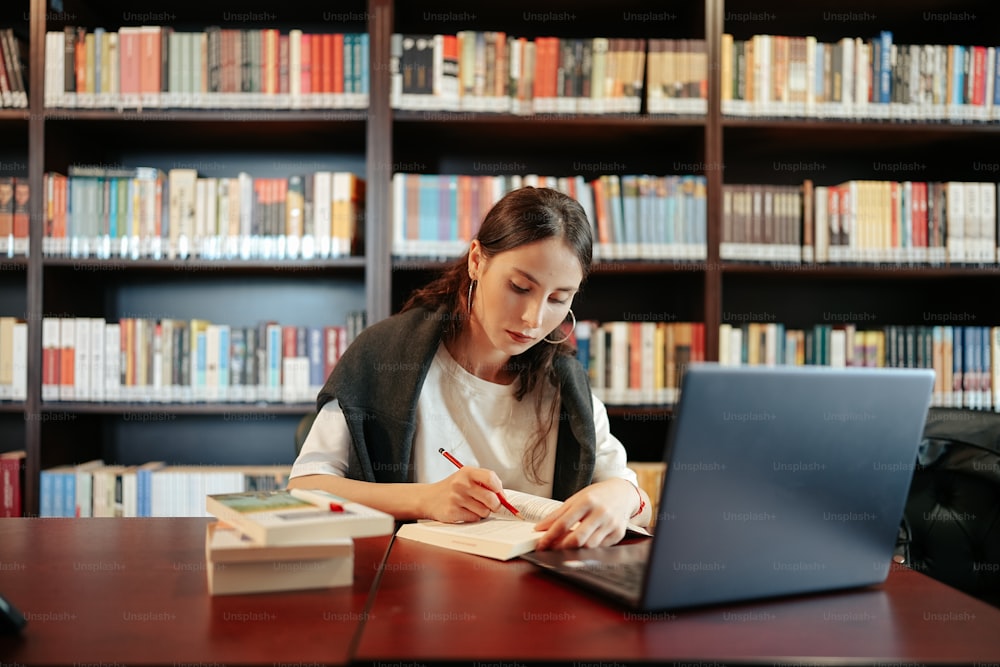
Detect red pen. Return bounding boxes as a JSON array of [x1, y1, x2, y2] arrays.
[[438, 448, 523, 519]]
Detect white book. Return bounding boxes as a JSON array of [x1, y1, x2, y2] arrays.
[[980, 182, 996, 263], [830, 329, 847, 368], [391, 172, 406, 258], [45, 31, 64, 109], [206, 522, 354, 596], [89, 318, 106, 402], [168, 168, 198, 259], [11, 321, 26, 401], [73, 316, 90, 401], [105, 323, 121, 403], [313, 171, 333, 259], [946, 182, 965, 264], [607, 321, 630, 406]]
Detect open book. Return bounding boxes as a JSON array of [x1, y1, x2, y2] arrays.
[[395, 489, 651, 561]]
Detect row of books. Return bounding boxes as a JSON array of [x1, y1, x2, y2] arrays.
[[41, 313, 365, 404], [724, 180, 1000, 265], [394, 33, 706, 115], [0, 28, 27, 109], [0, 177, 30, 257], [38, 460, 289, 518], [43, 167, 365, 260], [44, 28, 369, 110], [391, 173, 708, 261], [574, 320, 706, 407], [718, 323, 1000, 411], [722, 31, 1000, 122]]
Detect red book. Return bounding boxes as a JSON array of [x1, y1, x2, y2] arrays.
[[0, 177, 12, 243], [282, 325, 298, 360], [321, 33, 334, 94], [323, 325, 341, 380], [0, 450, 25, 517], [300, 33, 312, 94], [332, 33, 344, 94], [12, 178, 29, 250]]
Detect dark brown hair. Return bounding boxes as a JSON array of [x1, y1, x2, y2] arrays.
[[402, 186, 593, 483]]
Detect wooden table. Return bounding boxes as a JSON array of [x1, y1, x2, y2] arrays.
[[355, 536, 1000, 664], [4, 518, 1000, 665], [0, 518, 390, 666]]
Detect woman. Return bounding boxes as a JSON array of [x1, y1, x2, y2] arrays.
[[288, 186, 651, 549]]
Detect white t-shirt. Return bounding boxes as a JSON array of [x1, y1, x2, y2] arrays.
[[290, 342, 638, 496]]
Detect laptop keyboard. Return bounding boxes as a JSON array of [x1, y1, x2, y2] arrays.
[[568, 559, 646, 593]]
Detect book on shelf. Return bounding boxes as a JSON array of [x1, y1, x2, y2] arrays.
[[718, 178, 1000, 267], [391, 172, 707, 262], [0, 28, 28, 109], [45, 27, 369, 110], [40, 314, 362, 405], [396, 489, 651, 561], [38, 462, 289, 518], [721, 31, 1000, 122], [579, 320, 705, 407], [44, 167, 366, 261], [646, 38, 708, 116], [0, 450, 25, 517], [205, 488, 395, 546], [391, 33, 653, 115], [0, 316, 27, 401], [716, 321, 1000, 412], [205, 521, 354, 595]]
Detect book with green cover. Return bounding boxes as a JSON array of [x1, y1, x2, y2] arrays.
[[205, 488, 395, 546]]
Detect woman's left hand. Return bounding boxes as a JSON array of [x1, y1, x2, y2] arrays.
[[533, 478, 637, 550]]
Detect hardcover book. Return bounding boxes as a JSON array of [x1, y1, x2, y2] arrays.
[[205, 522, 353, 595], [205, 488, 395, 545]]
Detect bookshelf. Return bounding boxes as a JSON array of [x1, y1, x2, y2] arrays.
[[0, 0, 28, 492], [8, 0, 1000, 515]]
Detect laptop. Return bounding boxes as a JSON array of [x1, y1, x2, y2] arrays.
[[521, 363, 935, 611]]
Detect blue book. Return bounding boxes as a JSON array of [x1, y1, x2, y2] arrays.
[[620, 175, 639, 249], [994, 48, 1000, 107], [308, 327, 324, 389], [964, 326, 975, 408], [40, 470, 53, 517], [953, 46, 965, 106], [952, 325, 963, 406], [663, 176, 677, 246], [93, 27, 104, 94], [418, 174, 439, 255], [878, 31, 893, 104], [108, 177, 118, 239], [359, 33, 370, 95], [196, 330, 207, 398]]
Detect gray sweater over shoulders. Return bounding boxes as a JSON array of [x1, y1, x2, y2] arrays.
[[315, 305, 597, 500]]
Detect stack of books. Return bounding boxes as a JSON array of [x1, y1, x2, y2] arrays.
[[204, 488, 395, 595]]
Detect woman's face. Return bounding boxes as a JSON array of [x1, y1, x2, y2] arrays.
[[468, 236, 584, 358]]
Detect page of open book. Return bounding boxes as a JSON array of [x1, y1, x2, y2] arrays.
[[494, 488, 652, 537]]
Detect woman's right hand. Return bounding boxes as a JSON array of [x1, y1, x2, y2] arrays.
[[419, 466, 504, 523]]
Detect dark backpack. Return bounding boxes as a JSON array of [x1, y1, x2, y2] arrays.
[[899, 408, 1000, 607]]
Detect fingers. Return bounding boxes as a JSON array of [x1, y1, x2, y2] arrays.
[[428, 466, 504, 523], [535, 499, 626, 550]]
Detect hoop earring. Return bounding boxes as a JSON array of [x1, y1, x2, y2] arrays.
[[544, 309, 576, 345], [467, 279, 477, 315]]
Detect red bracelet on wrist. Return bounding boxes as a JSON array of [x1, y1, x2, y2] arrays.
[[627, 480, 646, 519]]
